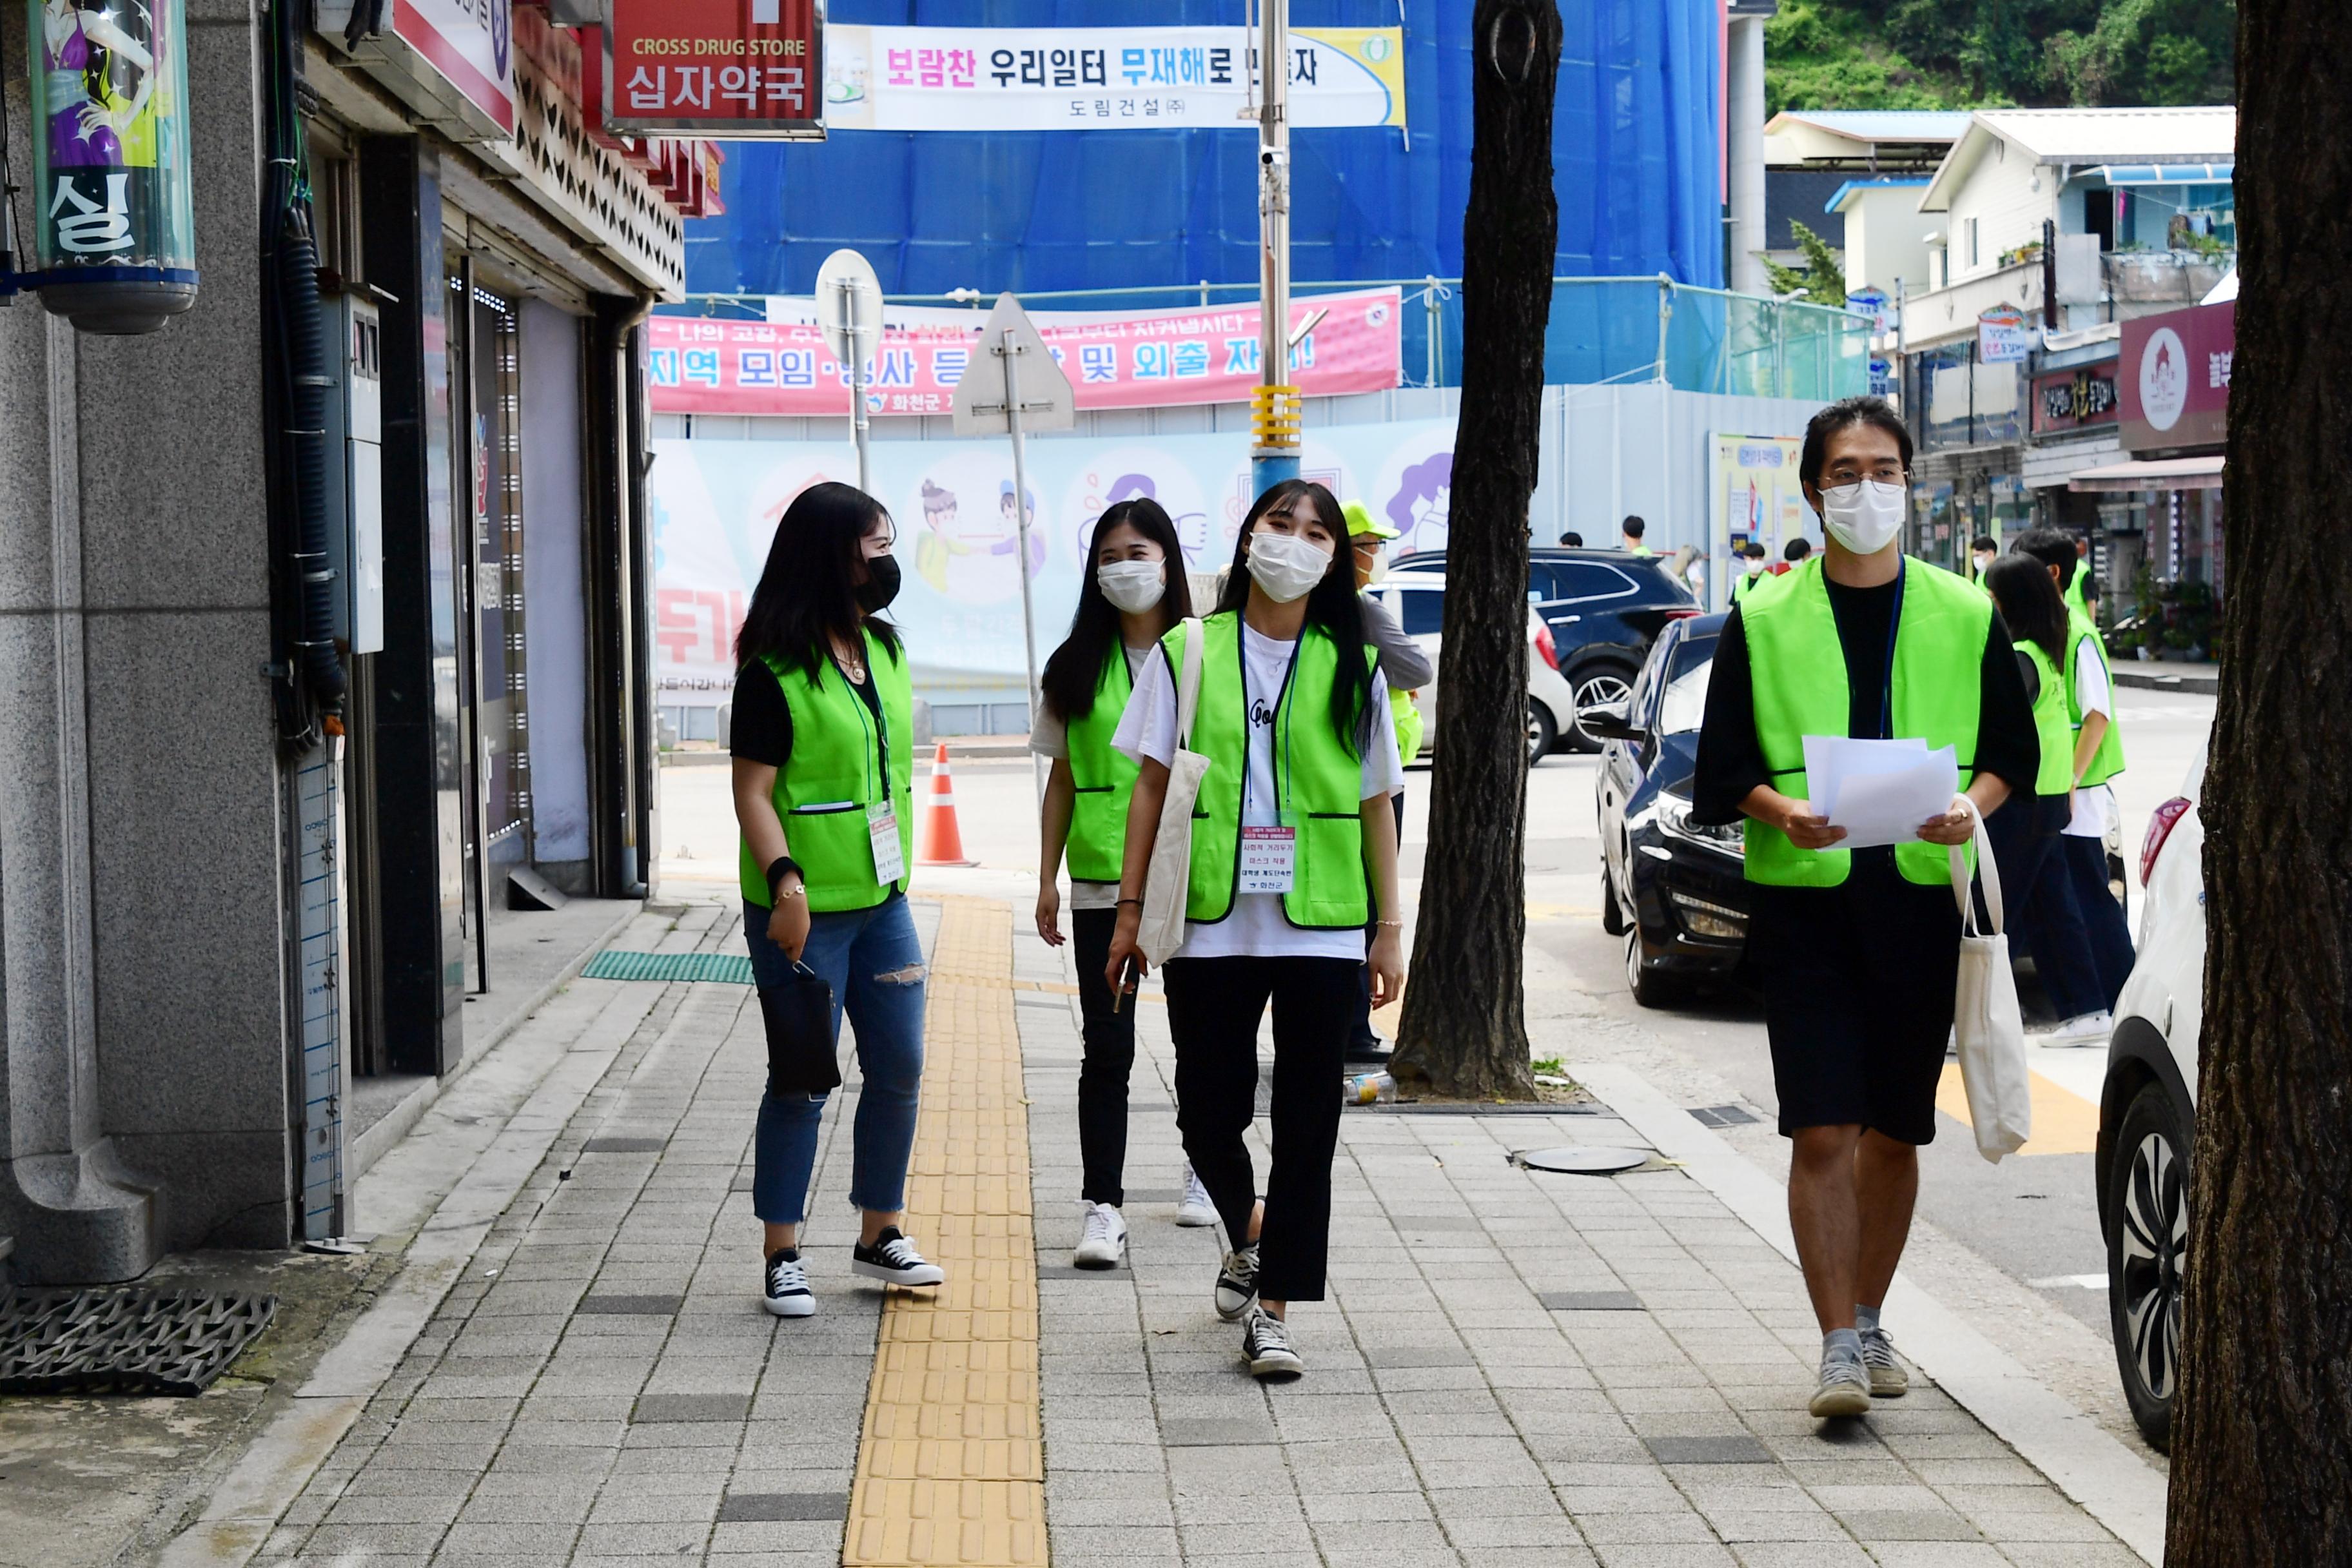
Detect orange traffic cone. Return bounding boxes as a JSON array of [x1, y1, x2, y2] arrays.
[[915, 741, 977, 867]]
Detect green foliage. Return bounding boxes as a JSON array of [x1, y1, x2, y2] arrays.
[[1767, 0, 2236, 113], [1759, 220, 1849, 304]]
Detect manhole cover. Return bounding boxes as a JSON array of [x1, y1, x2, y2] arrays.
[[1516, 1146, 1649, 1175], [0, 1290, 277, 1396]]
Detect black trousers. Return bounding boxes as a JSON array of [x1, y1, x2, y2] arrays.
[[1072, 905, 1137, 1206], [1347, 792, 1409, 1052], [1164, 954, 1358, 1303]]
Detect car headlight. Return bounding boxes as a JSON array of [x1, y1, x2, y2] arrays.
[[1657, 798, 1745, 855]]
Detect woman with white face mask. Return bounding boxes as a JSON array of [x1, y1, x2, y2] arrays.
[[1104, 480, 1406, 1382], [1690, 398, 2041, 1420], [1033, 498, 1200, 1269]]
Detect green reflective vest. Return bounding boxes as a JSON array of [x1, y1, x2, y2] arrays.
[[2021, 642, 2075, 798], [1166, 612, 1371, 928], [2064, 612, 2126, 789], [737, 629, 914, 912], [1063, 649, 1141, 885], [1390, 687, 1425, 769], [1729, 569, 1769, 605], [1741, 556, 1990, 888]]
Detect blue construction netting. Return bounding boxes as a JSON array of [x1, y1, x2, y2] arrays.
[[685, 0, 1725, 299]]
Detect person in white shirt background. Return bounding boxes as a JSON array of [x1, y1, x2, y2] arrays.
[[1104, 479, 1406, 1382]]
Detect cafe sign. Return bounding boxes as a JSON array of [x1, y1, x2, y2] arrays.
[[2031, 365, 2120, 434], [2119, 300, 2234, 451]]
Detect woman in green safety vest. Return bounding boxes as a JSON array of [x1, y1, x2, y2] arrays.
[[1692, 397, 2041, 1421], [1980, 554, 2113, 1034], [1103, 479, 1407, 1382], [731, 482, 945, 1321], [1032, 496, 1199, 1271]]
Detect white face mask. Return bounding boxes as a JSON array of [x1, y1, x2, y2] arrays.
[[1244, 530, 1333, 603], [1818, 480, 1906, 555], [1096, 558, 1166, 614], [1974, 553, 1997, 574]]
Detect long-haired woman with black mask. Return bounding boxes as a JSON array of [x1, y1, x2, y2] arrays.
[[731, 481, 944, 1318], [1103, 480, 1406, 1380], [1032, 498, 1199, 1271]]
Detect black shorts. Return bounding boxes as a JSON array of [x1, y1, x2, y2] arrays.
[[1747, 850, 1963, 1146]]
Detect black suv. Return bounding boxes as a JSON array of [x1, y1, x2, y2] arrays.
[[1390, 547, 1700, 749]]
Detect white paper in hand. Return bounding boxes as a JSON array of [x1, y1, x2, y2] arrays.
[[1807, 737, 1958, 848]]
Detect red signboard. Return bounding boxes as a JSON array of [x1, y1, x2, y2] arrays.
[[605, 0, 823, 139], [2031, 364, 2121, 434], [2119, 300, 2234, 452], [647, 288, 1404, 417]]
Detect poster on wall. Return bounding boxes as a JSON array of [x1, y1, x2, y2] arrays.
[[819, 24, 1405, 132], [648, 287, 1402, 417], [650, 419, 1456, 703], [1709, 433, 1810, 605]]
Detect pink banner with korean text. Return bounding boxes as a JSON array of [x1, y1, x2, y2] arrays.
[[647, 286, 1402, 417]]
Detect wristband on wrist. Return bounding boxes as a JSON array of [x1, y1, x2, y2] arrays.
[[1115, 897, 1142, 908], [766, 856, 805, 904]]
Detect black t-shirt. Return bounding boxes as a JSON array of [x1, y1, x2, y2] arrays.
[[1692, 574, 2040, 828], [730, 652, 887, 768]]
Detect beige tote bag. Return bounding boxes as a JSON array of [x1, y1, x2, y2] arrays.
[[1950, 796, 2031, 1162], [1137, 619, 1211, 968]]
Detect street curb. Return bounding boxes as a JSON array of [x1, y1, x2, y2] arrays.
[[1574, 1061, 2170, 1568], [2113, 666, 2217, 694], [156, 975, 663, 1568]]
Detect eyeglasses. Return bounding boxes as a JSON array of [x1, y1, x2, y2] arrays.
[[1822, 469, 1908, 486]]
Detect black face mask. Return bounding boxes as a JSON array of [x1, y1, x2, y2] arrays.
[[855, 553, 902, 613]]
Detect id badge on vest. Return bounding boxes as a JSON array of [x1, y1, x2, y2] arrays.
[[1238, 823, 1296, 894], [867, 801, 905, 885]]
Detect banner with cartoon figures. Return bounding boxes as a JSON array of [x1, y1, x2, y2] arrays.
[[651, 418, 1458, 703]]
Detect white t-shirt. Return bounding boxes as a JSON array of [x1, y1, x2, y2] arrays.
[[1113, 622, 1403, 961], [2064, 636, 2114, 838], [1032, 645, 1153, 910]]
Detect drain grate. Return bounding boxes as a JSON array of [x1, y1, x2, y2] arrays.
[[582, 950, 755, 985], [0, 1289, 277, 1396]]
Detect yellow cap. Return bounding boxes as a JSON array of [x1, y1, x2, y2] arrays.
[[1343, 499, 1398, 540]]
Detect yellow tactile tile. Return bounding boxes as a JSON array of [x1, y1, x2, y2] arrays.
[[845, 897, 1047, 1566]]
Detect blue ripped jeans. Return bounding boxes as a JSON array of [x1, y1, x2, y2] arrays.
[[745, 894, 926, 1225]]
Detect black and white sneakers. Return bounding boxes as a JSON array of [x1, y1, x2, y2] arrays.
[[1214, 1243, 1260, 1321], [763, 1248, 815, 1318], [1073, 1202, 1128, 1269], [1243, 1308, 1303, 1380], [852, 1226, 946, 1288]]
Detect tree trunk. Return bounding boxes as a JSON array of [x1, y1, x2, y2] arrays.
[[2166, 3, 2352, 1560], [1390, 0, 1559, 1102]]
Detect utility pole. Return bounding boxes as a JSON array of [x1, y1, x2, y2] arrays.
[[1250, 0, 1300, 494]]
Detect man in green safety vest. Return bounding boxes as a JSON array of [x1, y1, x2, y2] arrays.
[[1339, 499, 1433, 1064], [1729, 541, 1770, 605]]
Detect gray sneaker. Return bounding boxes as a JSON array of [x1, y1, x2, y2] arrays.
[[1859, 1326, 1908, 1398], [1214, 1244, 1260, 1321], [1810, 1349, 1873, 1418]]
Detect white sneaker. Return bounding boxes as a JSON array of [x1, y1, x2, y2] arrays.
[[1073, 1202, 1128, 1269], [851, 1228, 945, 1288], [2039, 1010, 2113, 1046], [1175, 1164, 1217, 1228], [1214, 1244, 1260, 1321]]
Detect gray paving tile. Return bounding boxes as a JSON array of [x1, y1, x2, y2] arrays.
[[716, 1492, 848, 1522], [574, 1295, 683, 1315], [1540, 1290, 1646, 1311], [1161, 1416, 1279, 1447], [1836, 1509, 1982, 1542], [629, 1393, 749, 1424], [1643, 1435, 1778, 1465]]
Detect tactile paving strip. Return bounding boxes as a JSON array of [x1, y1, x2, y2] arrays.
[[844, 897, 1047, 1566], [0, 1289, 276, 1396]]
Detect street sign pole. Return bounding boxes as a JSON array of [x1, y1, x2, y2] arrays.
[[950, 293, 1075, 803], [845, 277, 872, 493], [997, 327, 1046, 803]]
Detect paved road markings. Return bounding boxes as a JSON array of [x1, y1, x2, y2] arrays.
[[845, 896, 1047, 1567], [1935, 1062, 2104, 1155]]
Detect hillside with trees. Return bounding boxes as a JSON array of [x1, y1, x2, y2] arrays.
[[1766, 0, 2237, 115]]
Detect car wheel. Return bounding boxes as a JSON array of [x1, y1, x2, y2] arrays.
[[1527, 700, 1558, 767], [1600, 856, 1629, 936], [1623, 922, 1680, 1008], [1567, 665, 1636, 753], [2106, 1080, 2188, 1452]]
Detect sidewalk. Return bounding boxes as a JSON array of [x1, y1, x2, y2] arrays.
[[169, 893, 2148, 1568]]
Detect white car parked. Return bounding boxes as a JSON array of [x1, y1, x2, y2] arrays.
[[1363, 573, 1579, 765], [2097, 740, 2206, 1452]]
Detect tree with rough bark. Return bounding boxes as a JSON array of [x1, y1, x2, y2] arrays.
[[1389, 0, 1560, 1102], [2166, 2, 2352, 1559]]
